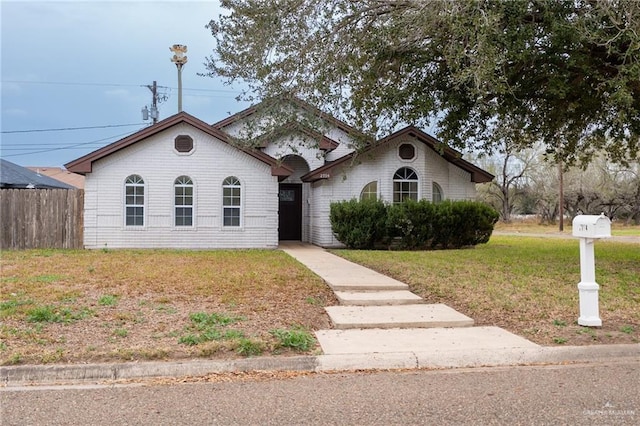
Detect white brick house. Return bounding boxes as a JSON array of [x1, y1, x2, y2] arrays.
[[65, 100, 493, 249]]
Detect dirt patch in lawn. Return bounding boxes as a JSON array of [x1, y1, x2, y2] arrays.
[[0, 249, 337, 365]]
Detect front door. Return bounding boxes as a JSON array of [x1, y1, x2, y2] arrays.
[[279, 183, 302, 240]]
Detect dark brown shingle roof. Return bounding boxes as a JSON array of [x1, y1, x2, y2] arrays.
[[65, 111, 292, 178], [301, 126, 494, 184]]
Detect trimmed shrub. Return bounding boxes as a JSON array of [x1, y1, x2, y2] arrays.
[[329, 198, 388, 249], [330, 198, 498, 250], [430, 200, 499, 248], [387, 199, 435, 249]]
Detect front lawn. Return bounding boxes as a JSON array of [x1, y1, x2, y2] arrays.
[[0, 249, 336, 365], [335, 236, 640, 346]]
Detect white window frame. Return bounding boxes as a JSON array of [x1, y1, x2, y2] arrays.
[[360, 181, 378, 201], [432, 182, 444, 203], [393, 167, 419, 203], [222, 176, 242, 227], [174, 176, 194, 227], [124, 174, 145, 227]]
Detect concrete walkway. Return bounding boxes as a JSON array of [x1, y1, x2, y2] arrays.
[[280, 242, 539, 356]]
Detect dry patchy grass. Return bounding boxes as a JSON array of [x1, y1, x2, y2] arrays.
[[0, 249, 336, 365], [494, 218, 640, 236], [335, 236, 640, 346]]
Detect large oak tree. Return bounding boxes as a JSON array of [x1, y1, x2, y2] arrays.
[[205, 0, 640, 164]]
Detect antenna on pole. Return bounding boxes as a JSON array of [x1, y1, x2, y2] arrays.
[[170, 44, 188, 113]]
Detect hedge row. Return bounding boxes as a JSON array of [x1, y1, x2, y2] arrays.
[[329, 199, 499, 250]]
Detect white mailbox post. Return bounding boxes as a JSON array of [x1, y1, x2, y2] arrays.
[[572, 214, 611, 327]]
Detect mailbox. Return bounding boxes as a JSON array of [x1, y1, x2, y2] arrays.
[[572, 214, 611, 239]]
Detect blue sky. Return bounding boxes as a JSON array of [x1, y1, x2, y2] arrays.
[[1, 0, 251, 167]]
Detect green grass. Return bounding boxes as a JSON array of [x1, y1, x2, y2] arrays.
[[178, 311, 246, 346], [270, 327, 316, 352], [31, 274, 64, 283], [189, 312, 244, 328], [113, 328, 128, 338], [621, 325, 635, 334], [98, 294, 118, 306], [0, 296, 34, 317], [26, 305, 94, 324], [494, 220, 640, 237], [236, 338, 264, 356], [611, 228, 640, 237], [334, 235, 639, 345]]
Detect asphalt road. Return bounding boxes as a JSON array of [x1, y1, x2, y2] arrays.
[[2, 360, 638, 425]]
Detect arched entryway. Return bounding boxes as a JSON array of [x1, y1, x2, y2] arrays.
[[278, 155, 310, 241]]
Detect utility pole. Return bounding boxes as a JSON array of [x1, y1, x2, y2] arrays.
[[558, 160, 564, 232], [145, 81, 159, 124]]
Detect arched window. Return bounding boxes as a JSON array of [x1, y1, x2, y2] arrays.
[[432, 182, 443, 203], [174, 176, 194, 226], [222, 176, 241, 227], [393, 167, 418, 203], [124, 174, 145, 226], [360, 181, 378, 201]]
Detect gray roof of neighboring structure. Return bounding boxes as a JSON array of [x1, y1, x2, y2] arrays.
[[0, 159, 76, 189]]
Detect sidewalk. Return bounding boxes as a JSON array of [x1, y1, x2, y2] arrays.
[[2, 242, 638, 387]]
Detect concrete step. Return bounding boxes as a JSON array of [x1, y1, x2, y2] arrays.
[[334, 290, 423, 306], [320, 269, 409, 292], [325, 304, 474, 329], [316, 326, 540, 355]]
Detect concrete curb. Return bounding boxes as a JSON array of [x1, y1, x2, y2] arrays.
[[0, 356, 318, 387], [2, 344, 638, 387]]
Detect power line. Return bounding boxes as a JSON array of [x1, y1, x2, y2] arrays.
[[1, 129, 144, 158], [3, 79, 242, 94], [1, 146, 108, 151], [2, 80, 142, 88], [2, 123, 147, 134]]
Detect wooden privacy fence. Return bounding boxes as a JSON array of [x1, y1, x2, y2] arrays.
[[0, 189, 84, 249]]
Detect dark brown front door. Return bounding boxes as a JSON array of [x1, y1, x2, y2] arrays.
[[279, 184, 302, 240]]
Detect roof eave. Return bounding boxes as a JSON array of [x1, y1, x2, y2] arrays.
[[65, 112, 290, 177]]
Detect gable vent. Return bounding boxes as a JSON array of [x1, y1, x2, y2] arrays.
[[175, 135, 194, 153], [399, 143, 416, 160]]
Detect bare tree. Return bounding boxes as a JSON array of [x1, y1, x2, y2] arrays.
[[476, 142, 540, 221]]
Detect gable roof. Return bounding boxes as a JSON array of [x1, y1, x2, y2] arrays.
[[212, 96, 367, 140], [253, 122, 339, 151], [301, 126, 494, 184], [1, 159, 76, 189], [64, 112, 293, 178]]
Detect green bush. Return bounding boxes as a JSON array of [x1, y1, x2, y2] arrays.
[[330, 198, 498, 250], [387, 199, 435, 249], [329, 198, 388, 249]]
